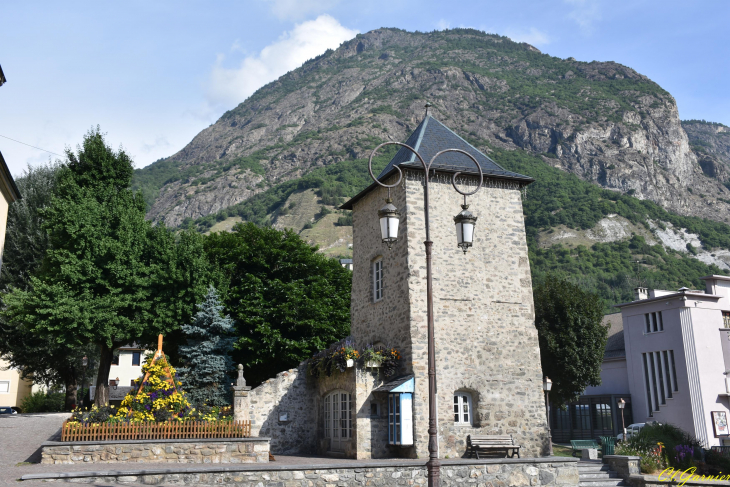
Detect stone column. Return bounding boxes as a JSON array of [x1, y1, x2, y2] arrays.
[[232, 364, 252, 423]]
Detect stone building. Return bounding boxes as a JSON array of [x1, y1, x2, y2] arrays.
[[242, 114, 550, 459]]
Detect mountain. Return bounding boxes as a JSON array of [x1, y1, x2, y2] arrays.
[[131, 28, 730, 307], [683, 120, 730, 182], [134, 28, 730, 228]]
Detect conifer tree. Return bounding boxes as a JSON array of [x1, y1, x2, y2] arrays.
[[178, 286, 235, 406]]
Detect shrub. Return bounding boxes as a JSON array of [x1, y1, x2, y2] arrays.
[[20, 391, 65, 413], [617, 423, 700, 473]]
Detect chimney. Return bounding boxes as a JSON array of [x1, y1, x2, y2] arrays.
[[634, 287, 648, 301]]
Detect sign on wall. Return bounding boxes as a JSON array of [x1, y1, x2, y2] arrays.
[[712, 411, 729, 437]]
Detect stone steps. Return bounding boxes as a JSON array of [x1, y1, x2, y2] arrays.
[[577, 461, 626, 487]]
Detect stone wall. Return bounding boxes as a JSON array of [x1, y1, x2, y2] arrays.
[[350, 170, 549, 459], [248, 363, 317, 455], [40, 438, 269, 465], [603, 455, 640, 481], [25, 457, 580, 486]]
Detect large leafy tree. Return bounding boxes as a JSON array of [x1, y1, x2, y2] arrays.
[[204, 223, 351, 386], [534, 275, 608, 407], [178, 286, 234, 406], [2, 128, 210, 406], [0, 162, 96, 409]]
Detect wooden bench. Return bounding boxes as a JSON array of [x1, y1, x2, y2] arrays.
[[466, 434, 521, 459], [570, 439, 600, 457]]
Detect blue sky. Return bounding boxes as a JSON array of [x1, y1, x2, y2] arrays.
[[1, 0, 728, 175]]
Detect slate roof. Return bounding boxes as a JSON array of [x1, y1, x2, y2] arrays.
[[341, 115, 532, 210], [603, 313, 625, 360], [373, 374, 415, 393], [378, 115, 532, 180]]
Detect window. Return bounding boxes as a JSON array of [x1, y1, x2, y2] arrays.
[[111, 353, 119, 366], [388, 393, 413, 445], [370, 402, 379, 418], [373, 258, 383, 302], [642, 349, 678, 416], [0, 381, 9, 393], [723, 311, 730, 329], [130, 380, 136, 387], [644, 312, 664, 333], [454, 393, 473, 426], [132, 352, 141, 366]]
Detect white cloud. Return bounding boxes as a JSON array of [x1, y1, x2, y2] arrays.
[[262, 0, 339, 21], [436, 19, 451, 31], [564, 0, 601, 33], [206, 15, 358, 107], [504, 27, 551, 46]]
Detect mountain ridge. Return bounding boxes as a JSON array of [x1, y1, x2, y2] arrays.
[[133, 27, 730, 229]]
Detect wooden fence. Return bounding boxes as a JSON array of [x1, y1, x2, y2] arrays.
[[60, 419, 251, 442]]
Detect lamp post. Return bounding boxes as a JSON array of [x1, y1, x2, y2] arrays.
[[368, 133, 484, 487], [543, 376, 553, 456], [618, 398, 626, 439], [79, 356, 88, 409]]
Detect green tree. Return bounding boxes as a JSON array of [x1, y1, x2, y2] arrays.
[[178, 286, 234, 406], [204, 223, 351, 386], [534, 275, 608, 406], [0, 162, 98, 409], [1, 128, 209, 406], [0, 161, 60, 289]]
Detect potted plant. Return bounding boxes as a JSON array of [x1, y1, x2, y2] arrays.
[[361, 347, 384, 368]]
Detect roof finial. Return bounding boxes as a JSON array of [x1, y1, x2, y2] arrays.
[[424, 103, 432, 119]]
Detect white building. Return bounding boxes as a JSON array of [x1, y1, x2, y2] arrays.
[[551, 275, 730, 447], [90, 345, 151, 403]]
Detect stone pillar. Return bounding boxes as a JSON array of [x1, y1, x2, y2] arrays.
[[232, 364, 252, 423]]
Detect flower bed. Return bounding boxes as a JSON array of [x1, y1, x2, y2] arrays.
[[63, 352, 239, 441]]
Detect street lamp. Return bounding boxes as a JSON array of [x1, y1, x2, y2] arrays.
[[453, 202, 477, 253], [368, 133, 484, 487], [79, 356, 88, 409], [618, 398, 626, 439], [378, 198, 400, 249], [543, 376, 553, 456]]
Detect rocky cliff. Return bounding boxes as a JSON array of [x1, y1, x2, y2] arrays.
[[683, 120, 730, 182], [134, 28, 730, 227]]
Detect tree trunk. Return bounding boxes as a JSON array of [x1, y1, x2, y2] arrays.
[[95, 344, 114, 406], [64, 377, 78, 411]]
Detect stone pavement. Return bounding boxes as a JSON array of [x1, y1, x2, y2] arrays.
[[0, 413, 412, 485]]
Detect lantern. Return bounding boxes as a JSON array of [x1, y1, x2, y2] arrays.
[[453, 204, 477, 253], [378, 198, 400, 249]]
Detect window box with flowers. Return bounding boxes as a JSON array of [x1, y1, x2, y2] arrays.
[[307, 339, 402, 378]]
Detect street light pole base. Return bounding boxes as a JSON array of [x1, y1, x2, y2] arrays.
[[427, 458, 441, 487]]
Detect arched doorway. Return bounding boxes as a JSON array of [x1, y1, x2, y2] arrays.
[[324, 390, 352, 452]]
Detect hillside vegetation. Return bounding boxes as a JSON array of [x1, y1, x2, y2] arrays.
[[183, 137, 729, 309], [130, 27, 730, 309]]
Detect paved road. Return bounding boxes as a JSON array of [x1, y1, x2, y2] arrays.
[[0, 412, 68, 484]]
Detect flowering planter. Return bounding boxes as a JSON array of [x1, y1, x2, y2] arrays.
[[346, 359, 355, 368], [365, 361, 382, 368]]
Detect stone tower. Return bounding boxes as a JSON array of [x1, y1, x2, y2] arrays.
[[342, 114, 550, 458]]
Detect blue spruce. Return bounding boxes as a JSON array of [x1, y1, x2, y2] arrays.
[[178, 286, 235, 406]]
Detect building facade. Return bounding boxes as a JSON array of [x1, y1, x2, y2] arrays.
[[551, 277, 730, 447], [90, 345, 151, 403], [0, 66, 25, 409], [244, 114, 550, 459]]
